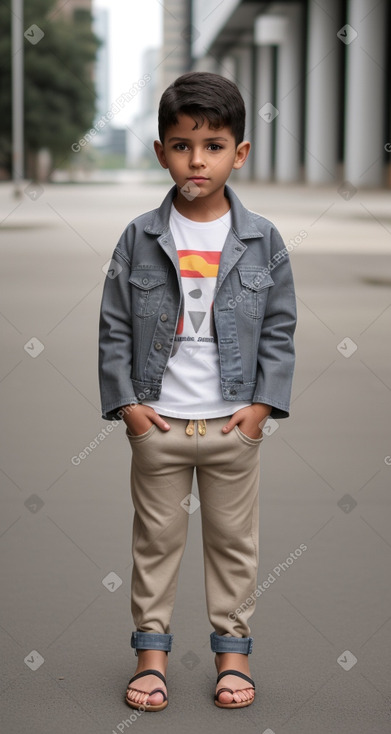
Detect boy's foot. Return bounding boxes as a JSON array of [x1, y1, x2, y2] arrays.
[[214, 652, 255, 706], [126, 649, 168, 708]]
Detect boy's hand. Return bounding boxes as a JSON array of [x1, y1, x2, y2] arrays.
[[222, 403, 272, 439], [121, 404, 170, 436]]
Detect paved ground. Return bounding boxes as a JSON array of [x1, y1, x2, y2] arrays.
[[1, 175, 390, 734]]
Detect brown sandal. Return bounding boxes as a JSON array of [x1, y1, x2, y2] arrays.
[[214, 669, 255, 709], [126, 668, 168, 711]]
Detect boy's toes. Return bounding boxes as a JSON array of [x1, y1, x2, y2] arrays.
[[126, 688, 146, 705], [145, 691, 165, 706], [236, 687, 254, 703], [216, 684, 255, 705], [220, 689, 253, 703], [216, 689, 235, 704], [126, 686, 147, 704], [126, 675, 167, 708]]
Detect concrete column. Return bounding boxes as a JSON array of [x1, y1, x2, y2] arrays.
[[344, 0, 386, 187], [274, 3, 303, 182], [219, 55, 237, 82], [233, 45, 253, 180], [305, 0, 341, 183], [254, 45, 274, 180], [191, 55, 219, 73], [160, 0, 191, 91]]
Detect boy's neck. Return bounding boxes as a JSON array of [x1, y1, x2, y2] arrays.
[[172, 186, 230, 222]]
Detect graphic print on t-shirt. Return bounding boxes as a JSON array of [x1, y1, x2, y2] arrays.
[[141, 204, 251, 417], [178, 250, 220, 278], [174, 250, 221, 347]]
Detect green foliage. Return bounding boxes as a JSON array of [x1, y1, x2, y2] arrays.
[[0, 0, 100, 174]]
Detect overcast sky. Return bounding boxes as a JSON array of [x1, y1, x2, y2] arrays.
[[93, 0, 162, 125]]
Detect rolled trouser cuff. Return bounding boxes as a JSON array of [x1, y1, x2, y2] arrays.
[[210, 631, 253, 654], [130, 630, 173, 655]]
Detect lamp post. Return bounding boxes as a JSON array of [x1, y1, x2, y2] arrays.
[[12, 0, 24, 196]]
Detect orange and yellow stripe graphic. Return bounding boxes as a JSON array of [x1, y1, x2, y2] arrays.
[[177, 250, 221, 278]]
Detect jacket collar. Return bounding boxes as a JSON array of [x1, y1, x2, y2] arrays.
[[143, 184, 264, 240]]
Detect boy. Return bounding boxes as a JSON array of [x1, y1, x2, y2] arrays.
[[98, 72, 296, 711]]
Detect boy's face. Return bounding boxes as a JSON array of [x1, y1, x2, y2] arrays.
[[154, 114, 250, 204]]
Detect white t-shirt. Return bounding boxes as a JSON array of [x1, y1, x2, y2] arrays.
[[142, 203, 251, 419]]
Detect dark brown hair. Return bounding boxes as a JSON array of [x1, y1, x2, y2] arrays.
[[158, 72, 245, 146]]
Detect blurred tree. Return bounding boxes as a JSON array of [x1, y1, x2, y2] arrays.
[[0, 0, 100, 180]]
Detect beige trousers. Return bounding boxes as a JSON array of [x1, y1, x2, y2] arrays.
[[126, 416, 262, 642]]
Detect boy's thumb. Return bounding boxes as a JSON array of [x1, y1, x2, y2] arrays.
[[154, 415, 171, 431], [222, 416, 237, 434]]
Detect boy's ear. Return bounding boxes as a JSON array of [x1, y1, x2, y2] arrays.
[[154, 139, 169, 169], [233, 140, 251, 170]]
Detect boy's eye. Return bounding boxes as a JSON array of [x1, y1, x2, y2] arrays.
[[172, 143, 223, 151]]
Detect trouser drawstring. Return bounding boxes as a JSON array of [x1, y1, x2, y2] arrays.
[[185, 419, 195, 436], [185, 419, 207, 436], [198, 419, 206, 436]]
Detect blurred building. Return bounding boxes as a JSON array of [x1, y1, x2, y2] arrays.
[[90, 6, 113, 152], [126, 47, 162, 168], [92, 8, 110, 127], [160, 0, 191, 92], [106, 127, 127, 156], [53, 0, 92, 20], [159, 0, 390, 187]]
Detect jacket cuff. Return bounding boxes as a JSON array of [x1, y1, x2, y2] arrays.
[[252, 395, 290, 420], [101, 399, 139, 422]]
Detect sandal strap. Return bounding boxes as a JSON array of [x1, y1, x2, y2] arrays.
[[215, 669, 255, 688], [215, 686, 235, 700], [128, 668, 167, 687], [147, 687, 167, 702]]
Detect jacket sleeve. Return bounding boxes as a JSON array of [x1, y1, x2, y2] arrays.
[[98, 228, 138, 421], [252, 227, 297, 419]]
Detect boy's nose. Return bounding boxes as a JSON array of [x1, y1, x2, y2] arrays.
[[189, 149, 205, 168]]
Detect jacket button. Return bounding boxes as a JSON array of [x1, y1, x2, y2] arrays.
[[160, 313, 168, 322], [142, 277, 149, 285], [230, 388, 237, 395], [154, 342, 162, 350]]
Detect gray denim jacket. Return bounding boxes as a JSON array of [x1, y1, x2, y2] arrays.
[[99, 184, 296, 421]]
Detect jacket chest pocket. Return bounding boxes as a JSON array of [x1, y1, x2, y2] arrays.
[[237, 267, 274, 318], [128, 268, 168, 317]]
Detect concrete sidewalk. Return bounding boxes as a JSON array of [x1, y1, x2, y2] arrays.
[[0, 178, 390, 734]]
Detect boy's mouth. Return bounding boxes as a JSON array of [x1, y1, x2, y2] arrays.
[[187, 176, 209, 182]]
